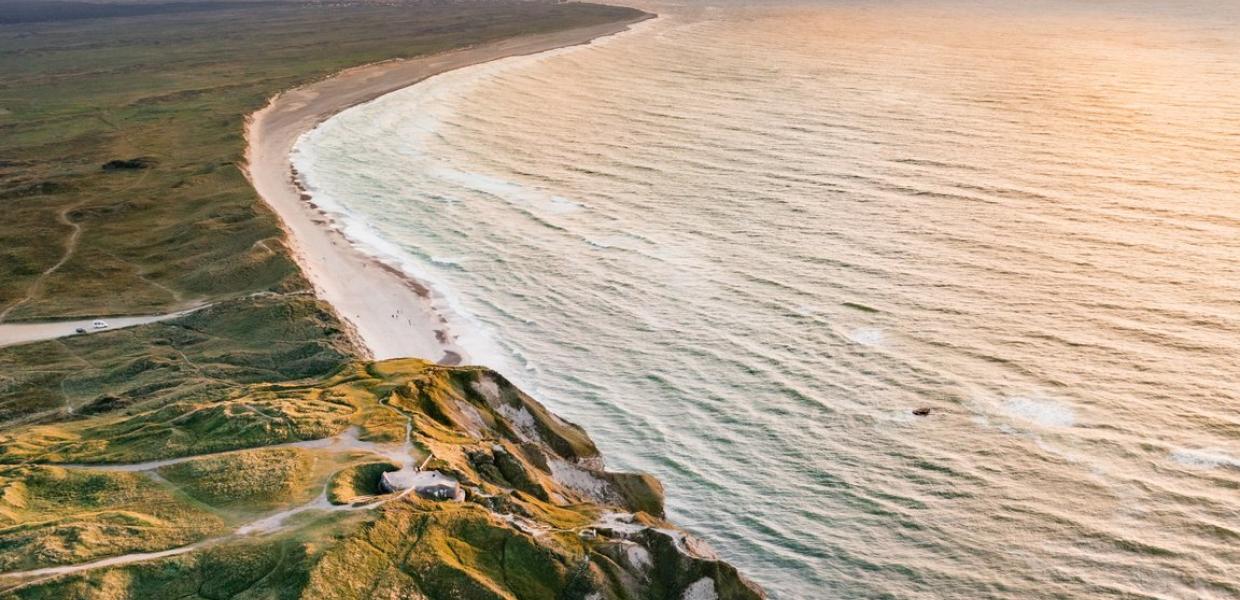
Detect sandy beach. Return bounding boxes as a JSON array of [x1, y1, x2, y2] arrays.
[[245, 16, 650, 364]]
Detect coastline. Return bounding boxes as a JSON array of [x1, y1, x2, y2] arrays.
[[245, 13, 654, 365]]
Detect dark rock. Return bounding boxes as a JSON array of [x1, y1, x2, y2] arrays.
[[102, 157, 155, 171], [0, 179, 73, 198], [494, 445, 550, 501], [912, 407, 932, 416], [79, 394, 133, 415]]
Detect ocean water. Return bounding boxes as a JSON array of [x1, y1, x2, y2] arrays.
[[292, 2, 1240, 597]]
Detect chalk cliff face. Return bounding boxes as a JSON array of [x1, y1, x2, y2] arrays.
[[0, 359, 764, 600]]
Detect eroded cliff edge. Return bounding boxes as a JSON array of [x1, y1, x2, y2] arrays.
[[0, 359, 764, 599]]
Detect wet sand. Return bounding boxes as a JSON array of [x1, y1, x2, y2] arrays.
[[244, 15, 652, 364]]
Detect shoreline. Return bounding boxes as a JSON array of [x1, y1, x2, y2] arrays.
[[245, 14, 654, 365]]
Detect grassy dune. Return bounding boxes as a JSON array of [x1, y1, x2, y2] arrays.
[[2, 535, 329, 600], [1, 360, 763, 599], [158, 447, 318, 510], [0, 466, 227, 573], [0, 294, 354, 427]]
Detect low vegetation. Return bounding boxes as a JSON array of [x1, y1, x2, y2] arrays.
[[158, 447, 317, 511], [0, 466, 226, 573], [0, 372, 355, 465], [0, 536, 326, 600], [0, 360, 763, 598], [326, 461, 398, 505], [0, 294, 354, 428]]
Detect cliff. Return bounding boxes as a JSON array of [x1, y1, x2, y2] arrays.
[[0, 359, 764, 599]]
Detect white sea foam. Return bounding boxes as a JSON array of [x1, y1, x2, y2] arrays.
[[1000, 396, 1076, 428], [429, 166, 585, 216], [296, 134, 514, 374], [287, 29, 651, 381], [846, 327, 885, 347], [1170, 448, 1240, 470], [429, 255, 463, 267]]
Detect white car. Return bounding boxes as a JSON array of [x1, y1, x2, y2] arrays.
[[92, 320, 109, 329]]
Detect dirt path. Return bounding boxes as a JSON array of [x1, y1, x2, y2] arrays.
[[0, 424, 429, 589], [0, 202, 86, 323], [0, 304, 210, 349], [0, 165, 160, 323]]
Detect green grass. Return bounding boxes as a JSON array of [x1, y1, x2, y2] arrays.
[[0, 384, 355, 465], [0, 535, 325, 600], [303, 503, 583, 600], [0, 360, 762, 599], [0, 293, 354, 427], [326, 461, 397, 506], [0, 465, 226, 573], [158, 447, 316, 511]]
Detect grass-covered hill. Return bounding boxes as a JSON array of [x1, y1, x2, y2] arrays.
[[0, 360, 765, 599]]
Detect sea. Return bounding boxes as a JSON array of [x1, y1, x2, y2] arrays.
[[292, 1, 1240, 597]]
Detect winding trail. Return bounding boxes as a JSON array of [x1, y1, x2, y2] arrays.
[[0, 166, 198, 347], [0, 166, 160, 324], [0, 423, 429, 589], [0, 202, 86, 323], [0, 542, 218, 584]]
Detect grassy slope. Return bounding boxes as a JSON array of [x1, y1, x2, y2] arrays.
[[0, 360, 762, 600], [157, 447, 317, 510], [0, 294, 354, 427]]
